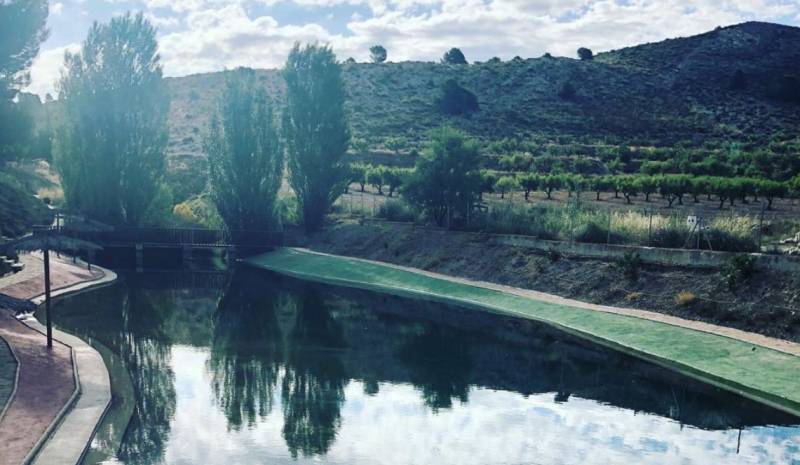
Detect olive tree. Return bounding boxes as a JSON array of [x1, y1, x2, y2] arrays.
[[283, 43, 350, 232], [56, 13, 168, 226], [205, 68, 283, 231]]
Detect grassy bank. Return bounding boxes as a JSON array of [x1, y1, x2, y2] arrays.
[[246, 248, 800, 417]]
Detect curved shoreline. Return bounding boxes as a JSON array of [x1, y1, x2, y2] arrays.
[[246, 247, 800, 418], [23, 265, 117, 465], [0, 256, 116, 465]]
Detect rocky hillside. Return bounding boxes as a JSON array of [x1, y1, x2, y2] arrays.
[[165, 21, 800, 201]]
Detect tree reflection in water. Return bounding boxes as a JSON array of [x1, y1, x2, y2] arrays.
[[398, 324, 472, 412], [207, 275, 348, 457], [208, 271, 283, 430], [117, 278, 178, 465]]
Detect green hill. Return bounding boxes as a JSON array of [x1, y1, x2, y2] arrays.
[[150, 22, 800, 201]]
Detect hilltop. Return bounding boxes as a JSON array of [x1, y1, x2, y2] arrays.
[[122, 22, 800, 200]]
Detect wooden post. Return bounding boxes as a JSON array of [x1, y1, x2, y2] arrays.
[[44, 247, 53, 349]]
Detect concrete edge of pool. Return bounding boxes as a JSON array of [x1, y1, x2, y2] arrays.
[[244, 247, 800, 419], [21, 266, 117, 465]]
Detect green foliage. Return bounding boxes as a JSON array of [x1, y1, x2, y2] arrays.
[[383, 167, 410, 197], [205, 68, 283, 231], [366, 165, 386, 194], [577, 47, 594, 61], [377, 199, 417, 222], [283, 43, 350, 232], [540, 174, 563, 199], [385, 136, 406, 154], [0, 172, 53, 237], [616, 251, 641, 282], [369, 45, 387, 64], [494, 176, 517, 199], [558, 81, 576, 100], [349, 162, 368, 191], [437, 79, 479, 115], [723, 255, 757, 290], [350, 137, 368, 154], [55, 13, 168, 226], [441, 48, 467, 65], [172, 194, 224, 229], [0, 0, 49, 97], [0, 100, 34, 162], [403, 127, 482, 226], [517, 172, 539, 200]]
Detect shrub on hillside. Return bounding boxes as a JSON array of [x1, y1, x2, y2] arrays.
[[558, 81, 576, 100], [442, 48, 467, 65], [577, 47, 594, 60], [377, 199, 417, 222], [369, 45, 387, 63], [437, 79, 479, 115]]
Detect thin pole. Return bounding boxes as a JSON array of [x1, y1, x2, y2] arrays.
[[44, 247, 53, 349], [758, 202, 765, 250]]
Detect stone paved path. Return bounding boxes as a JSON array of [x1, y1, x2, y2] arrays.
[[0, 253, 105, 465]]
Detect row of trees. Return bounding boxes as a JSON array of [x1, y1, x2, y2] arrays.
[[484, 172, 799, 209], [348, 163, 412, 197], [356, 128, 800, 227], [54, 13, 349, 232]]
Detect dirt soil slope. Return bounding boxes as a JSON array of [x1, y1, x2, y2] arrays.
[[309, 221, 800, 342]]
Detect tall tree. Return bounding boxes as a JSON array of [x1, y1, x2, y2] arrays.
[[282, 43, 350, 232], [369, 45, 387, 63], [442, 48, 467, 65], [205, 68, 283, 231], [0, 0, 48, 162], [403, 127, 482, 226], [0, 0, 49, 99], [56, 13, 169, 226]]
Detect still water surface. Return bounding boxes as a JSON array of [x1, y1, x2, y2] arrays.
[[48, 269, 800, 465]]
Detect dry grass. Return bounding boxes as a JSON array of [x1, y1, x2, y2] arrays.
[[675, 291, 697, 306]]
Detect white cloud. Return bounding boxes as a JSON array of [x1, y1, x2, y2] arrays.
[[24, 0, 800, 97], [26, 43, 80, 98]]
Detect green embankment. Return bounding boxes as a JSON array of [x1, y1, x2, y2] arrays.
[[246, 248, 800, 417]]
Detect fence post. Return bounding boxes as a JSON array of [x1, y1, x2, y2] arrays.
[[758, 202, 765, 250], [648, 210, 653, 247], [606, 212, 612, 245]]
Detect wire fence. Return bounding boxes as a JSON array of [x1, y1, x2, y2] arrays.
[[334, 188, 795, 254]]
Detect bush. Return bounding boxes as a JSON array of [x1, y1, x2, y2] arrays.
[[573, 222, 623, 244], [616, 251, 641, 282], [437, 79, 479, 115], [702, 228, 758, 253], [723, 255, 756, 290], [377, 199, 417, 222], [442, 48, 467, 65], [558, 81, 576, 100], [577, 47, 594, 60], [650, 227, 686, 248]]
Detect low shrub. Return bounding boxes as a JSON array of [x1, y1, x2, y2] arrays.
[[650, 227, 686, 248], [616, 251, 641, 282], [377, 199, 417, 222], [702, 228, 758, 253], [723, 255, 757, 290], [573, 222, 626, 244]]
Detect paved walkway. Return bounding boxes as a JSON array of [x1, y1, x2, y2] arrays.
[[0, 253, 114, 465], [247, 248, 800, 417]]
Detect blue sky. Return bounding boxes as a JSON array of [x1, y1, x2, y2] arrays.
[[27, 0, 800, 97]]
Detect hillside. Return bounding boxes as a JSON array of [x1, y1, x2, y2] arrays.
[[160, 21, 800, 201]]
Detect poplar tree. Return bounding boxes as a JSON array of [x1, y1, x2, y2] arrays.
[[282, 43, 350, 232], [206, 68, 283, 231], [56, 13, 168, 226]]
